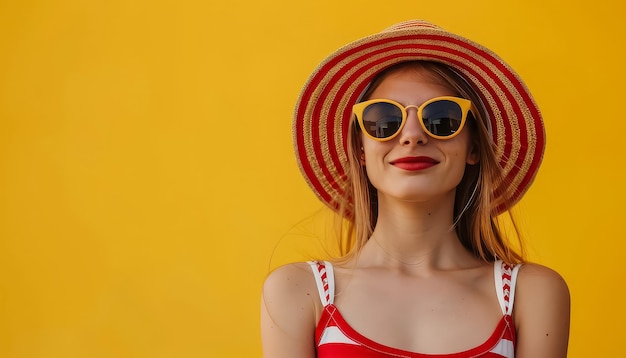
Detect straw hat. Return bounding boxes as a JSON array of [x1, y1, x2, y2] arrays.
[[293, 20, 545, 215]]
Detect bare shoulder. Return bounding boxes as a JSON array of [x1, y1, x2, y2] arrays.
[[262, 262, 319, 305], [513, 263, 571, 358], [261, 262, 319, 357], [516, 263, 570, 305]]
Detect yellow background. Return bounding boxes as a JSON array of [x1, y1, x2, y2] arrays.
[[0, 0, 623, 357]]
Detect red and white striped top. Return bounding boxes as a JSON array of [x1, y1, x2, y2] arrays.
[[308, 260, 521, 357]]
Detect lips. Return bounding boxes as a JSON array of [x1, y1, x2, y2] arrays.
[[391, 156, 439, 171]]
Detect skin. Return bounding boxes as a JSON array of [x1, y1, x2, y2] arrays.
[[261, 68, 570, 357]]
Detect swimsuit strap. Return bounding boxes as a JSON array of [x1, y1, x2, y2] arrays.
[[307, 261, 335, 306], [494, 260, 522, 315]]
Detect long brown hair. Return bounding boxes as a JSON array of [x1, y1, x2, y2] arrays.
[[335, 61, 525, 265]]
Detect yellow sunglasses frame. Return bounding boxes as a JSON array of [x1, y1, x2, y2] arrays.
[[352, 96, 475, 141]]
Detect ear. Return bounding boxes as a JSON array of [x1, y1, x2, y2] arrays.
[[466, 144, 479, 165], [360, 147, 366, 165]]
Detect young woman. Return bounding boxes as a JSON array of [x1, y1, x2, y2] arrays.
[[261, 20, 570, 358]]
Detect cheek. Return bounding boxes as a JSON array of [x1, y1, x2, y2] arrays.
[[453, 131, 477, 164], [361, 142, 390, 186], [446, 138, 475, 181], [361, 137, 385, 163]]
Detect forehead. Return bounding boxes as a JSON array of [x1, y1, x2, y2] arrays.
[[368, 67, 457, 103]]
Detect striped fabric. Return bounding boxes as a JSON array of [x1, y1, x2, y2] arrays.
[[308, 261, 521, 357]]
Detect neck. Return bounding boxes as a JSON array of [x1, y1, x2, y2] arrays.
[[361, 191, 475, 270]]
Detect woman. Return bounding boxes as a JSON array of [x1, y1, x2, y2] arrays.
[[261, 20, 570, 357]]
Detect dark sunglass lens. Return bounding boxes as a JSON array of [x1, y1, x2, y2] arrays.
[[422, 100, 463, 137], [361, 102, 403, 138]]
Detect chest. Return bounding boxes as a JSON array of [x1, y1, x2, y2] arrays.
[[330, 270, 503, 353]]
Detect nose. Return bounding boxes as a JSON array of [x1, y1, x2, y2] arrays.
[[398, 107, 429, 145]]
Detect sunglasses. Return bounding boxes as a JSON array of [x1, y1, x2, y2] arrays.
[[352, 96, 475, 141]]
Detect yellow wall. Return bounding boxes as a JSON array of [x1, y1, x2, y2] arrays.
[[0, 0, 623, 356]]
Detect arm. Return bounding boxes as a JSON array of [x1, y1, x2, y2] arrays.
[[261, 263, 319, 358], [513, 263, 571, 358]]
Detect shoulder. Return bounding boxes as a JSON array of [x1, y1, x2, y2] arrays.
[[263, 262, 319, 301], [512, 263, 570, 357], [514, 263, 570, 304], [261, 262, 320, 357], [261, 262, 322, 328]]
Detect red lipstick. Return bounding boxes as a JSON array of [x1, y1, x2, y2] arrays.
[[391, 156, 439, 171]]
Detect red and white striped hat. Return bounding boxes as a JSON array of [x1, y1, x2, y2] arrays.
[[293, 20, 545, 215]]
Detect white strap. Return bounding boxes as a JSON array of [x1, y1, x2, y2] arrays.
[[494, 261, 506, 315], [508, 264, 521, 314], [494, 260, 522, 315], [308, 261, 335, 306]]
